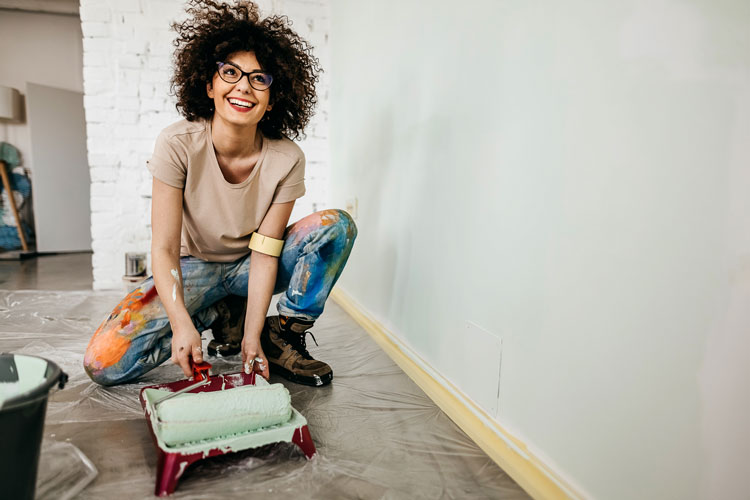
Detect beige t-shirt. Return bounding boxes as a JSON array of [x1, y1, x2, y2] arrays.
[[146, 119, 306, 262]]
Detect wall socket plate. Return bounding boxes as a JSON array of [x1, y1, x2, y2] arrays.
[[345, 197, 358, 219]]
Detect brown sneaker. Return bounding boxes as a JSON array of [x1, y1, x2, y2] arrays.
[[206, 295, 246, 357], [260, 315, 333, 386]]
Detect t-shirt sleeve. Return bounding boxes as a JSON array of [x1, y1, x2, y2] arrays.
[[146, 130, 187, 188], [272, 153, 306, 204]]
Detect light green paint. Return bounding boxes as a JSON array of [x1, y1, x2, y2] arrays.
[[143, 384, 306, 453], [330, 1, 750, 498], [147, 383, 292, 446], [0, 355, 48, 406]]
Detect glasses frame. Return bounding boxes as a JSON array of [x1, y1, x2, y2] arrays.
[[216, 62, 273, 91]]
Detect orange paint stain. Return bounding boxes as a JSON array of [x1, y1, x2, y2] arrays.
[[301, 267, 312, 293], [319, 209, 339, 226], [85, 325, 132, 370], [110, 285, 158, 317], [121, 310, 132, 327], [286, 210, 341, 244]]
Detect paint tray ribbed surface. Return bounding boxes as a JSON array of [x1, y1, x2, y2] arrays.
[[139, 371, 316, 496]]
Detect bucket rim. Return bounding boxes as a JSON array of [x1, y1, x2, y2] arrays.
[[0, 352, 68, 411]]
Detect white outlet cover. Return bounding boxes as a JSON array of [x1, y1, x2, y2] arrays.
[[453, 321, 502, 417]]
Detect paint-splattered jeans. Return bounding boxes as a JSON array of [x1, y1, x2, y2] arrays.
[[84, 209, 357, 386]]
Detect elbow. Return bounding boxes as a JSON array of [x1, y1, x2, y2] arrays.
[[150, 245, 180, 272]]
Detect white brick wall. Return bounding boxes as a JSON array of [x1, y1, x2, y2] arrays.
[[80, 0, 331, 289]]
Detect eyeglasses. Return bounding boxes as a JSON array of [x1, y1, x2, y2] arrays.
[[216, 62, 273, 91]]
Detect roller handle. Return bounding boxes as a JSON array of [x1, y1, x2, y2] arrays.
[[153, 360, 213, 408], [192, 361, 211, 381]]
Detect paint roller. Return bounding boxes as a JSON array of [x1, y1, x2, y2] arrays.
[[149, 361, 292, 447]]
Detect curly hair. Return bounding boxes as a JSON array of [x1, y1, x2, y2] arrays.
[[170, 0, 320, 140]]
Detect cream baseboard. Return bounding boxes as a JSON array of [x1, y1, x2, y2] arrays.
[[330, 287, 582, 500]]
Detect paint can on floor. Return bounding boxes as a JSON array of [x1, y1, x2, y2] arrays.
[[0, 353, 68, 500], [124, 252, 147, 277], [124, 252, 148, 291]]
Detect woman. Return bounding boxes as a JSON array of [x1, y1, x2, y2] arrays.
[[83, 0, 356, 388]]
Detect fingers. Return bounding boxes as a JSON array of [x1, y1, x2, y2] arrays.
[[253, 355, 268, 378], [242, 346, 255, 375], [242, 339, 269, 379], [258, 357, 270, 380], [242, 356, 267, 377], [245, 349, 268, 380], [171, 335, 202, 378], [241, 344, 251, 364], [177, 349, 192, 378], [192, 344, 203, 364], [241, 350, 266, 377], [241, 344, 256, 370]]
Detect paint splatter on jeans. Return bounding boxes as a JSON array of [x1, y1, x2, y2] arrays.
[[84, 209, 357, 386]]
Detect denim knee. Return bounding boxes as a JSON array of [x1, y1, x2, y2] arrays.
[[83, 335, 144, 386], [323, 208, 357, 245], [83, 357, 133, 387], [336, 208, 358, 241]]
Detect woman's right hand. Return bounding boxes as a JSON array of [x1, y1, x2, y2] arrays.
[[170, 322, 203, 378]]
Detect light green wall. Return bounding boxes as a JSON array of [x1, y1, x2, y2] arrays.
[[329, 1, 750, 498]]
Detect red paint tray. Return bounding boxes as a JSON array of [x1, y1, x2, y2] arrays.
[[139, 371, 316, 496]]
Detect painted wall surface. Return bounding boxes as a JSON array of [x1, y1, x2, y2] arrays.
[[329, 1, 750, 498], [0, 9, 83, 181]]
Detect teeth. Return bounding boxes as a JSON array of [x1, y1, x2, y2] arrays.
[[228, 98, 253, 108]]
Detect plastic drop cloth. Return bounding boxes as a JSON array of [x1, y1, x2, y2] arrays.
[[36, 440, 98, 500], [0, 290, 530, 499]]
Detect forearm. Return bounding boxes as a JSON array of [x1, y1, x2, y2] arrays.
[[151, 247, 192, 330], [244, 252, 278, 341]]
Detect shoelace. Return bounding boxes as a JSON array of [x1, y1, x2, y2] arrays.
[[288, 330, 319, 360]]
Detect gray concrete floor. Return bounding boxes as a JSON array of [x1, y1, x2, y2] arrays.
[[0, 252, 94, 291], [1, 253, 530, 499]]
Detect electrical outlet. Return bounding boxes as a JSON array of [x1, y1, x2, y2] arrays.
[[345, 197, 358, 219]]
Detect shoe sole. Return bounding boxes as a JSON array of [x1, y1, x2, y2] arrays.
[[268, 362, 333, 387], [206, 340, 241, 357]]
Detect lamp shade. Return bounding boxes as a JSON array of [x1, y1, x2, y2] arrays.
[[0, 86, 21, 121]]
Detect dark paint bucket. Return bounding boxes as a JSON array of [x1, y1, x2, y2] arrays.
[[0, 353, 68, 500]]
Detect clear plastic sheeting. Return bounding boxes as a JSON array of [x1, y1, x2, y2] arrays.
[[0, 290, 529, 499], [36, 440, 98, 500]]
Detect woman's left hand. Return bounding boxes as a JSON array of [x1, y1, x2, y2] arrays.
[[241, 336, 270, 380]]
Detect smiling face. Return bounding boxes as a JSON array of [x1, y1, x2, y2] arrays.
[[206, 51, 272, 131]]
